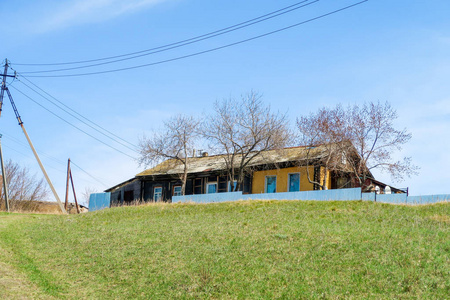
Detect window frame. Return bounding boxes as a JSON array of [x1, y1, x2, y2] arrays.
[[172, 185, 182, 196], [265, 175, 277, 193], [153, 186, 162, 202], [206, 182, 217, 194], [287, 172, 300, 192]]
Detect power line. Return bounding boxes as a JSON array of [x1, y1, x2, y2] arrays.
[[14, 0, 316, 67], [0, 130, 66, 165], [1, 142, 107, 187], [9, 68, 138, 149], [21, 1, 369, 78], [70, 161, 109, 188], [0, 131, 113, 188], [18, 0, 318, 74], [9, 85, 136, 159], [13, 74, 139, 152]]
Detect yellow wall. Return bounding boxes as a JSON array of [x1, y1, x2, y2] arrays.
[[251, 166, 331, 194], [319, 167, 332, 190]]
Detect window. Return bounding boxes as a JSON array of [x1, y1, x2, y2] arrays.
[[288, 173, 300, 192], [153, 187, 162, 202], [124, 190, 134, 203], [265, 176, 277, 193], [193, 178, 202, 194], [228, 180, 237, 192], [207, 182, 217, 194], [173, 185, 182, 196]]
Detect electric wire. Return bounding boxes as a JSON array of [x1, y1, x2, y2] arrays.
[[0, 130, 114, 187], [22, 1, 369, 78], [70, 161, 109, 188], [14, 0, 315, 67], [18, 0, 319, 74], [1, 142, 106, 187], [16, 78, 140, 153], [0, 130, 66, 165], [9, 69, 139, 150], [9, 85, 136, 159]]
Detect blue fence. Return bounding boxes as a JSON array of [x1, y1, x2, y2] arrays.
[[361, 192, 450, 205], [172, 192, 245, 204], [407, 194, 450, 205], [376, 193, 408, 204], [173, 188, 362, 203], [243, 188, 363, 201], [89, 193, 111, 212], [173, 188, 449, 205]]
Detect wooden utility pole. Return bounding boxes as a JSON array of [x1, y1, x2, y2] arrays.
[[0, 135, 10, 212], [0, 59, 67, 214], [65, 159, 80, 213], [0, 60, 13, 212]]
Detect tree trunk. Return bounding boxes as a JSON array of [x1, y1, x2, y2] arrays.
[[323, 167, 328, 190], [181, 157, 188, 195]]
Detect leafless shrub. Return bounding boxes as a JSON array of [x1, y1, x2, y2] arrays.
[[82, 186, 98, 207], [0, 160, 49, 212]]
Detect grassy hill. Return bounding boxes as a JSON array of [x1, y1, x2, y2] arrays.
[[0, 200, 448, 299]]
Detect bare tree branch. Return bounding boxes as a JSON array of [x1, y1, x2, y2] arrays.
[[202, 91, 291, 191], [138, 114, 199, 196], [297, 101, 418, 189]]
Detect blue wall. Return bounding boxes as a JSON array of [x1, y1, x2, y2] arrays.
[[89, 193, 111, 211]]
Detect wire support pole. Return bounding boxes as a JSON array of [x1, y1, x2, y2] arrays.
[[4, 85, 67, 214], [65, 158, 80, 213], [0, 135, 10, 212], [20, 124, 66, 214], [65, 158, 71, 210], [0, 59, 9, 117], [69, 163, 80, 214]]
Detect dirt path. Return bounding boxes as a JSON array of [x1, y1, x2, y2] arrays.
[[0, 244, 50, 299], [0, 215, 50, 299]]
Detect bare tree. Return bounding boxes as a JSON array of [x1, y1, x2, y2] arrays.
[[297, 101, 418, 188], [297, 105, 352, 189], [202, 92, 291, 191], [138, 114, 199, 196], [82, 186, 97, 207], [344, 101, 418, 185], [0, 160, 49, 211]]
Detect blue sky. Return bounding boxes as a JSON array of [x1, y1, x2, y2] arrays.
[[1, 0, 449, 203]]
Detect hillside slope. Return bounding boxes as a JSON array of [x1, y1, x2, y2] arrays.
[[0, 200, 448, 299]]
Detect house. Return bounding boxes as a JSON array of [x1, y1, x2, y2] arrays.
[[106, 144, 373, 204]]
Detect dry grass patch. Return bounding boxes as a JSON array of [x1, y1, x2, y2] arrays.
[[429, 214, 450, 223]]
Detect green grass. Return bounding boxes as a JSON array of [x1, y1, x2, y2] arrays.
[[0, 200, 448, 299]]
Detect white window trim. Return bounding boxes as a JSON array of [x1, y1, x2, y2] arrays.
[[265, 175, 277, 193], [172, 185, 182, 196], [153, 186, 162, 202], [207, 182, 218, 194], [287, 172, 301, 192]]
